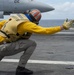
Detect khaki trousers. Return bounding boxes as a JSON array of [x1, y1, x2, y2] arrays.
[[0, 39, 36, 67]]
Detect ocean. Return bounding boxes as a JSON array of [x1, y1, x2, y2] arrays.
[[39, 19, 72, 27]]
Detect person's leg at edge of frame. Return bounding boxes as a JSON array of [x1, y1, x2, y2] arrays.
[[0, 46, 6, 61], [16, 40, 37, 75]]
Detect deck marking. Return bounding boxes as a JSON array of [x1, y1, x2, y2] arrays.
[[1, 59, 74, 65]]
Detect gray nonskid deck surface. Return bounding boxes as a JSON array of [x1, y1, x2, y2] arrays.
[[0, 33, 74, 75]]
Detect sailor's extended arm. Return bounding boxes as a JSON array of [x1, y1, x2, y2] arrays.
[[18, 22, 62, 35]]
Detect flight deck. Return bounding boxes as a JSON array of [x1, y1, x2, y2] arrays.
[[0, 29, 74, 75]]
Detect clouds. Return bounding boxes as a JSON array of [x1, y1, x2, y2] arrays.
[[41, 2, 74, 19], [55, 2, 74, 12]]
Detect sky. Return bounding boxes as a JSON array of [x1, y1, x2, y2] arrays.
[[35, 0, 74, 19], [4, 0, 74, 20]]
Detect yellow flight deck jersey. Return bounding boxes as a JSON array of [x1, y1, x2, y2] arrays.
[[0, 20, 61, 43]]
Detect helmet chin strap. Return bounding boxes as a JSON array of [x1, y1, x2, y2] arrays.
[[25, 14, 39, 25]]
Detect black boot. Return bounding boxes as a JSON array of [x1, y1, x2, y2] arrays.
[[16, 66, 33, 75]]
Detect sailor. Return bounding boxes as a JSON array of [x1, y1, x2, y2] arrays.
[[0, 9, 74, 75]]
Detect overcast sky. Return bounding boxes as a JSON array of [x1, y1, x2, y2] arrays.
[[36, 0, 74, 19]]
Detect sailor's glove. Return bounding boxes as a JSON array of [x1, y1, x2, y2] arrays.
[[62, 19, 74, 30]]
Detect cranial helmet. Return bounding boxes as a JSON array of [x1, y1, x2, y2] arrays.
[[29, 9, 41, 22]]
